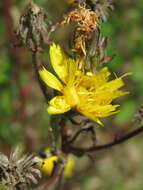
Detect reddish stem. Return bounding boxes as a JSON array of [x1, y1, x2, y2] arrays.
[[44, 164, 63, 189]]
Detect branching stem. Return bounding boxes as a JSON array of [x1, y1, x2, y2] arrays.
[[68, 125, 143, 154]]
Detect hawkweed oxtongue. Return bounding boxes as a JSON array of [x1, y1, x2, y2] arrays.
[[39, 43, 129, 126]]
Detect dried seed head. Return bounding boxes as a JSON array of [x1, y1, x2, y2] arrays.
[[61, 4, 99, 58], [0, 147, 41, 188], [16, 2, 50, 49]]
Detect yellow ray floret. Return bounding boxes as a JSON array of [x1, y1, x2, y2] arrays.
[[39, 43, 129, 125]]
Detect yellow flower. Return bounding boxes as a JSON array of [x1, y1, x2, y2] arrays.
[[38, 155, 58, 176], [37, 149, 75, 178], [39, 43, 129, 125]]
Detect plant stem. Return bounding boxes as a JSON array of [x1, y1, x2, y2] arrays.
[[68, 125, 143, 154]]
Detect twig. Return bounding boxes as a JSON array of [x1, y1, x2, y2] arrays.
[[68, 126, 96, 144], [60, 118, 70, 154], [68, 125, 143, 154], [43, 162, 64, 189]]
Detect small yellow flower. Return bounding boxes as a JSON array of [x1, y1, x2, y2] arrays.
[[38, 156, 58, 176], [37, 149, 75, 178], [39, 43, 129, 125]]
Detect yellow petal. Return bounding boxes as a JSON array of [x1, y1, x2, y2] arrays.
[[50, 43, 68, 83], [96, 67, 111, 81], [47, 96, 71, 114], [89, 116, 104, 126], [39, 67, 63, 92], [98, 77, 125, 92], [111, 90, 129, 99], [89, 104, 120, 117], [94, 118, 104, 126], [67, 58, 79, 84], [79, 109, 104, 126], [78, 104, 120, 125], [79, 67, 111, 89]]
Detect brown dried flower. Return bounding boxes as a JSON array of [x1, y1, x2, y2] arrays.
[[16, 2, 50, 50], [0, 147, 41, 188], [61, 4, 99, 58]]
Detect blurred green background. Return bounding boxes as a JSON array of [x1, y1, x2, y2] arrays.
[[0, 0, 143, 189]]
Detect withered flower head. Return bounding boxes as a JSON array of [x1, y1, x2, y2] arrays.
[[16, 2, 49, 49], [61, 4, 99, 58], [0, 147, 41, 188]]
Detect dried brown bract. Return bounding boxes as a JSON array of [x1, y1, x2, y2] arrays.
[[61, 4, 99, 58], [0, 147, 41, 189]]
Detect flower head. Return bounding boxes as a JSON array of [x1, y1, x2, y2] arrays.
[[39, 43, 129, 125]]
